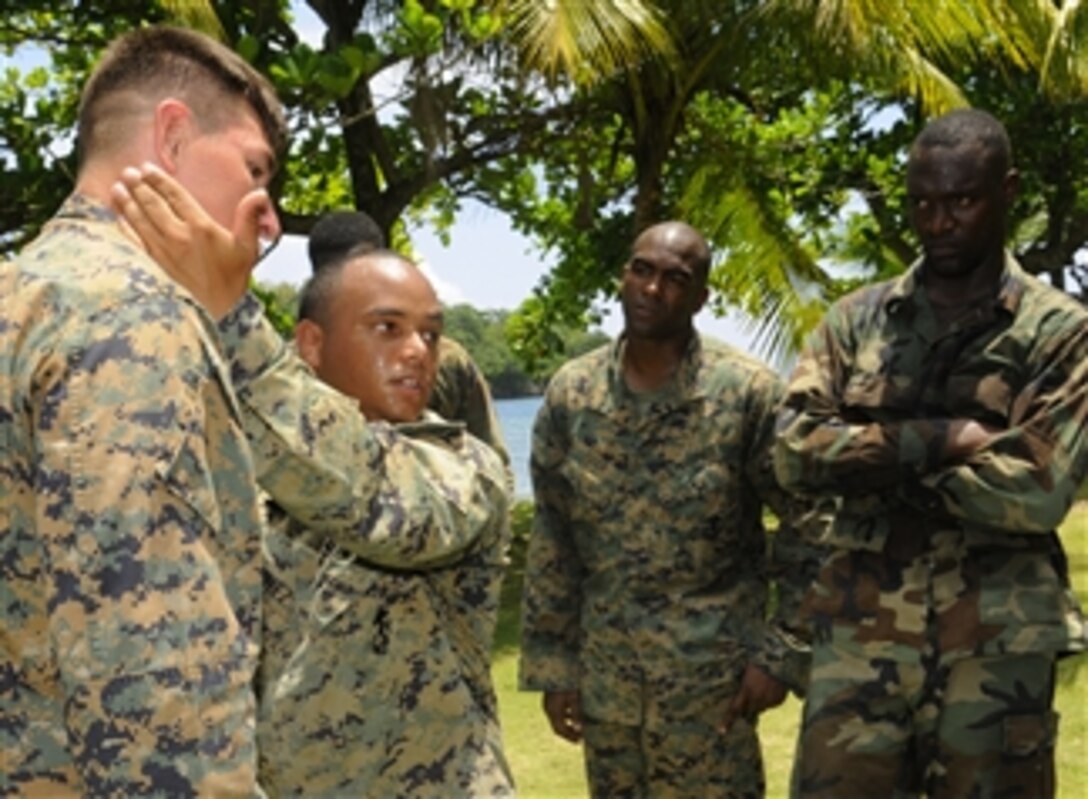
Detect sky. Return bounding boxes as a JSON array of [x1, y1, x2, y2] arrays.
[[259, 3, 764, 354], [258, 206, 763, 352]]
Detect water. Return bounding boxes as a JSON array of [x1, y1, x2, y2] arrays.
[[494, 396, 542, 499]]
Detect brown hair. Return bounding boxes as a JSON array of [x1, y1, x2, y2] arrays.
[[78, 25, 286, 167]]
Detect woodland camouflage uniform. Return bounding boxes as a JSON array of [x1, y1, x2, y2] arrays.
[[775, 254, 1088, 798], [218, 293, 514, 798], [0, 196, 265, 796], [520, 334, 821, 798]]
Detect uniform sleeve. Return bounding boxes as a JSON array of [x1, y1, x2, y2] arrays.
[[913, 325, 1088, 534], [218, 293, 483, 569], [743, 372, 825, 695], [431, 341, 511, 469], [37, 306, 259, 795], [518, 382, 584, 691], [774, 305, 950, 496]]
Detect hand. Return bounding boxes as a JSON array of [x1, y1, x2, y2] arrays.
[[543, 689, 584, 743], [110, 162, 279, 319], [944, 419, 1000, 462], [719, 664, 787, 734]]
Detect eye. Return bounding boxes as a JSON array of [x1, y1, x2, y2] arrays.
[[421, 330, 441, 345], [628, 260, 652, 278], [954, 195, 974, 208], [665, 271, 692, 288], [247, 161, 268, 186]]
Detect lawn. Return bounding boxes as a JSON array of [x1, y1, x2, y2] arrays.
[[492, 502, 1088, 798]]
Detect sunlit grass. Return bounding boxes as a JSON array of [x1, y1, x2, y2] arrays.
[[493, 502, 1088, 798]]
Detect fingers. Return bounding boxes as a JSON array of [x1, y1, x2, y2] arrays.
[[111, 168, 185, 262], [236, 188, 280, 243], [543, 691, 584, 743], [234, 189, 277, 268]]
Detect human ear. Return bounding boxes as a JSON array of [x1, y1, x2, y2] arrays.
[[295, 319, 325, 371], [153, 98, 195, 174], [693, 285, 710, 315], [1003, 168, 1021, 204]]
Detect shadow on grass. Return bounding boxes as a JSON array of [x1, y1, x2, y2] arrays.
[[493, 500, 532, 658]]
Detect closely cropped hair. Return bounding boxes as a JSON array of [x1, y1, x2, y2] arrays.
[[308, 211, 386, 273], [912, 108, 1012, 177], [78, 25, 286, 164], [299, 247, 407, 326]]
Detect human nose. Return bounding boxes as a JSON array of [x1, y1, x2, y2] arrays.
[[402, 331, 428, 362], [922, 201, 954, 236], [642, 271, 662, 296]]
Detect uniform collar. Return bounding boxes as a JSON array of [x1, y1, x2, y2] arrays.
[[591, 332, 706, 412], [884, 250, 1027, 321], [51, 192, 120, 225], [396, 408, 466, 444]]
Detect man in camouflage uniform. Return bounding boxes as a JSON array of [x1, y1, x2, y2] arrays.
[[307, 209, 511, 471], [0, 26, 285, 797], [775, 109, 1088, 798], [518, 221, 820, 798], [107, 169, 517, 797], [253, 250, 513, 797]]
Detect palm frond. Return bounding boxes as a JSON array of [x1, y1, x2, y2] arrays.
[[680, 165, 832, 361], [1039, 0, 1088, 100], [158, 0, 225, 39], [500, 0, 676, 84]]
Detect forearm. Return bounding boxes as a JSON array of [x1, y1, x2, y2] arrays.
[[219, 294, 487, 566], [775, 406, 951, 496], [914, 423, 1087, 533]]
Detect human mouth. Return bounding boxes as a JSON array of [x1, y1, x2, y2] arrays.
[[390, 375, 427, 397]]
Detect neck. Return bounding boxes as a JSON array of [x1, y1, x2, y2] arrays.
[[923, 249, 1004, 308], [622, 329, 692, 393], [73, 158, 153, 253]]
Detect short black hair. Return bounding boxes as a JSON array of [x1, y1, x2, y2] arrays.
[[298, 246, 404, 325], [911, 108, 1013, 178], [308, 211, 385, 273]]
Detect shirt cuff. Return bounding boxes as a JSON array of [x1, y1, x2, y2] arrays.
[[217, 292, 286, 388]]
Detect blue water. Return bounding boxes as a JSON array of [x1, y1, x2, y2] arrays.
[[494, 396, 542, 499]]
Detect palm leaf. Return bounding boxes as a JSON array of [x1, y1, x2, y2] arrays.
[[681, 164, 832, 362], [499, 0, 676, 83], [158, 0, 226, 39]]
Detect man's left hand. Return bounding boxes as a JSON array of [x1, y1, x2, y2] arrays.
[[111, 162, 276, 319], [719, 663, 788, 734]]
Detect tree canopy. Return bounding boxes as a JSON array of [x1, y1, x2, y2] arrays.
[[3, 0, 1087, 364]]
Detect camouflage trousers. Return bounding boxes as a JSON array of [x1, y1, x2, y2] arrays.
[[792, 637, 1057, 798], [582, 713, 765, 798]]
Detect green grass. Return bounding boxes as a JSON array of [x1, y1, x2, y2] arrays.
[[493, 502, 1088, 798]]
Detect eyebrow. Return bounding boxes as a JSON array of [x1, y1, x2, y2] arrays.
[[363, 308, 444, 324]]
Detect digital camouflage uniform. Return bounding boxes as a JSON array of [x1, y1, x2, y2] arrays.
[[216, 294, 515, 798], [520, 334, 820, 798], [775, 255, 1088, 798], [431, 336, 510, 469], [0, 195, 265, 797]]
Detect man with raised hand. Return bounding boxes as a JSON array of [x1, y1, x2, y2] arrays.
[[307, 209, 512, 472], [113, 171, 514, 797], [0, 25, 285, 797], [776, 108, 1088, 798]]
